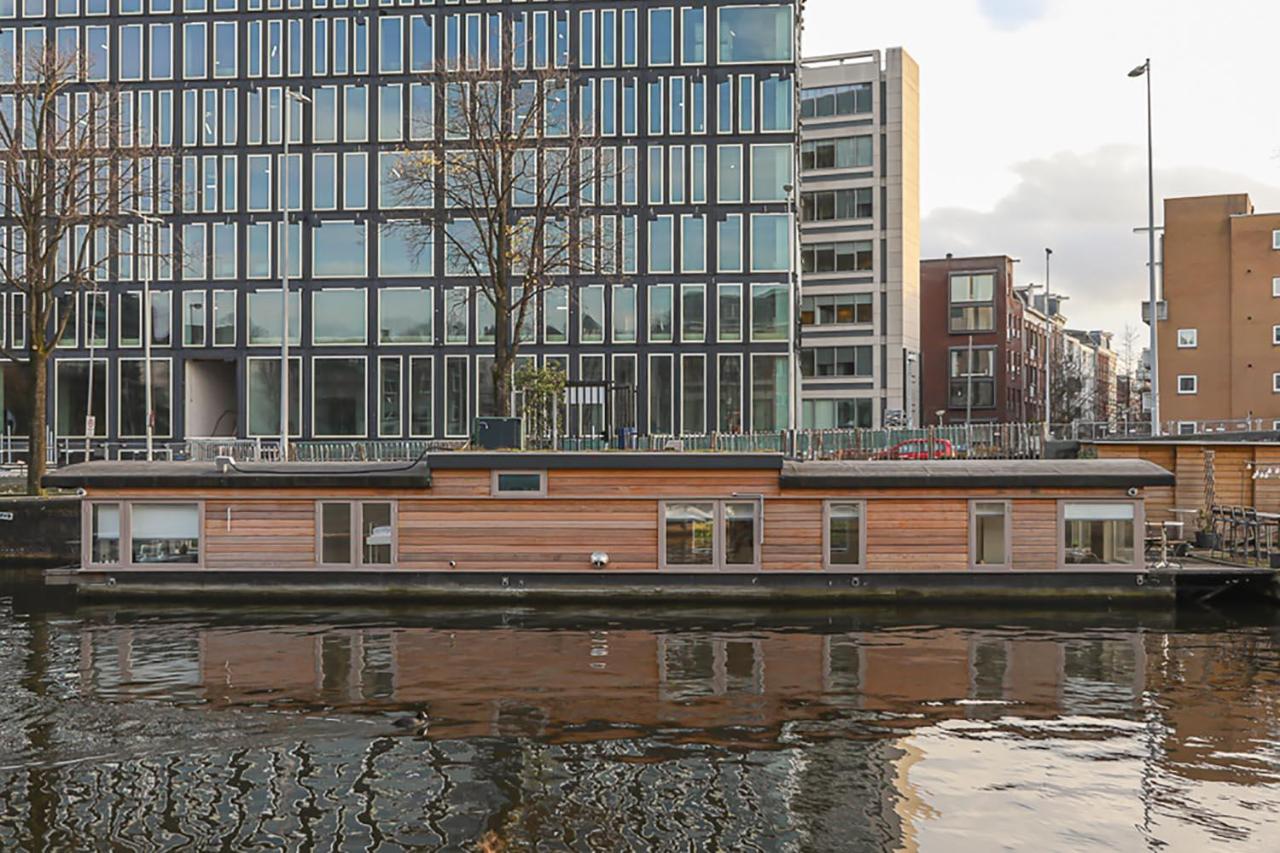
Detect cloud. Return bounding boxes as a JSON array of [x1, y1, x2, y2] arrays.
[[921, 145, 1280, 340], [977, 0, 1050, 31]]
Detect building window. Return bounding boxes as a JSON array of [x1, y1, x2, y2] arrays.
[[648, 284, 673, 343], [1274, 373, 1280, 394], [130, 503, 200, 565], [717, 5, 792, 63], [800, 137, 873, 171], [717, 354, 743, 432], [246, 357, 300, 438], [409, 356, 434, 437], [361, 502, 394, 566], [492, 471, 547, 497], [750, 214, 790, 272], [379, 288, 433, 345], [949, 348, 996, 409], [119, 359, 172, 438], [89, 503, 121, 565], [312, 289, 367, 346], [378, 357, 402, 438], [1062, 502, 1137, 567], [803, 399, 873, 430], [1177, 375, 1197, 395], [749, 144, 792, 203], [718, 283, 743, 342], [313, 357, 367, 438], [1273, 276, 1280, 297], [318, 502, 354, 565], [1273, 229, 1280, 250], [1176, 328, 1197, 348], [802, 240, 872, 274], [750, 283, 789, 342], [801, 293, 873, 326], [751, 354, 789, 432], [801, 83, 872, 118], [247, 290, 301, 347], [801, 188, 873, 222], [948, 272, 996, 333], [801, 346, 873, 379], [824, 501, 864, 570], [1177, 422, 1198, 436], [660, 500, 760, 570], [971, 501, 1009, 568], [649, 354, 674, 435], [1273, 325, 1280, 346]]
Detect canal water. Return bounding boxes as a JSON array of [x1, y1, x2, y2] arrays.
[[1, 571, 1278, 851]]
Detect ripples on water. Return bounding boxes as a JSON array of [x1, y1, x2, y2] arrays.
[[0, 570, 1278, 851]]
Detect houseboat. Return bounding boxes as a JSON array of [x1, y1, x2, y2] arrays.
[[42, 452, 1265, 602]]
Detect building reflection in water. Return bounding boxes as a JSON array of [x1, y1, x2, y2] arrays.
[[7, 611, 1273, 850]]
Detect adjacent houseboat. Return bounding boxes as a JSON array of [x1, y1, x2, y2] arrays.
[[45, 452, 1246, 601]]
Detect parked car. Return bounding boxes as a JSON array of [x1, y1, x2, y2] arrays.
[[872, 438, 956, 461]]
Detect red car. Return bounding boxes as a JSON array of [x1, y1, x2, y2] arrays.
[[872, 438, 956, 461]]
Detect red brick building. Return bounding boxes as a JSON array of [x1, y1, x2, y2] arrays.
[[921, 255, 1038, 424]]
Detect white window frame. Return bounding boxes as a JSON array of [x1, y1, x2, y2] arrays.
[[1057, 500, 1143, 571], [311, 355, 369, 439], [491, 470, 548, 498], [377, 354, 403, 439], [84, 500, 205, 571], [658, 498, 762, 572], [1176, 328, 1197, 348], [822, 499, 866, 571], [969, 499, 1011, 570], [311, 287, 368, 347], [1176, 374, 1197, 395]]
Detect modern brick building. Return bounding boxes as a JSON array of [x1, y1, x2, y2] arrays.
[[1157, 193, 1280, 432], [920, 254, 1028, 425], [0, 0, 804, 450], [798, 48, 920, 429]]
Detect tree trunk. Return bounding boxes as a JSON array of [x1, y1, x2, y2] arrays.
[[493, 333, 513, 418], [24, 352, 48, 496]]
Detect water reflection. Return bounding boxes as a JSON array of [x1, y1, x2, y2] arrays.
[[1, 573, 1278, 850]]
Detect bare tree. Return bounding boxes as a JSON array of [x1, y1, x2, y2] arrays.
[[0, 46, 167, 493], [388, 66, 624, 417]]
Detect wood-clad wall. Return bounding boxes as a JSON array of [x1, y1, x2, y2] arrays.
[[204, 499, 316, 569], [90, 467, 1145, 573], [865, 499, 968, 571], [1095, 442, 1280, 522]]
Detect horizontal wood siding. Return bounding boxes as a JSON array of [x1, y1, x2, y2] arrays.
[[761, 500, 823, 571], [1012, 500, 1058, 570], [547, 469, 782, 498], [204, 500, 315, 569], [865, 499, 968, 571], [397, 500, 658, 571]]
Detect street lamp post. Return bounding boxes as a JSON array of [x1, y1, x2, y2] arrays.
[[281, 87, 312, 461], [125, 208, 163, 461], [1129, 59, 1159, 436], [1043, 247, 1053, 436]]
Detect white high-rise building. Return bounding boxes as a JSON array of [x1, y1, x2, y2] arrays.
[[798, 49, 920, 428]]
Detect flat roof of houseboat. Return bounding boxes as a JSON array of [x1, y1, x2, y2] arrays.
[[781, 458, 1175, 489], [43, 460, 434, 489]]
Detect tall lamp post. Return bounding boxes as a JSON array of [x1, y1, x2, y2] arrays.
[[1043, 247, 1053, 436], [1129, 58, 1159, 436], [125, 208, 163, 461], [281, 87, 312, 460]]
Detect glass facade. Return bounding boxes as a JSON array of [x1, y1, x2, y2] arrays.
[[22, 1, 797, 442]]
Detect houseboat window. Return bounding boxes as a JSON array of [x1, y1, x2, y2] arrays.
[[972, 502, 1009, 566], [827, 502, 863, 567], [664, 502, 716, 566], [492, 471, 546, 496], [130, 503, 199, 564], [320, 502, 353, 564], [361, 502, 392, 565], [1063, 503, 1135, 566], [723, 501, 757, 566], [91, 503, 121, 564]]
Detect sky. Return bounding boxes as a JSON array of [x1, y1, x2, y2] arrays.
[[802, 0, 1280, 354]]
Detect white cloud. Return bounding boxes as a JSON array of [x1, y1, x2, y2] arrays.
[[801, 0, 1280, 339], [922, 147, 1280, 334]]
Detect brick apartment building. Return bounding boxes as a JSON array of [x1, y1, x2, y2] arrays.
[[920, 255, 1034, 424], [1157, 194, 1280, 432]]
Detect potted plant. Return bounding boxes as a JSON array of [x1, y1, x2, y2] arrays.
[[1193, 508, 1219, 550]]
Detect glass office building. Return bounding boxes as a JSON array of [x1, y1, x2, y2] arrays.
[[1, 0, 798, 447]]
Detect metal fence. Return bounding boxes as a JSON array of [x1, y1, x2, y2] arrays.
[[559, 423, 1045, 460]]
